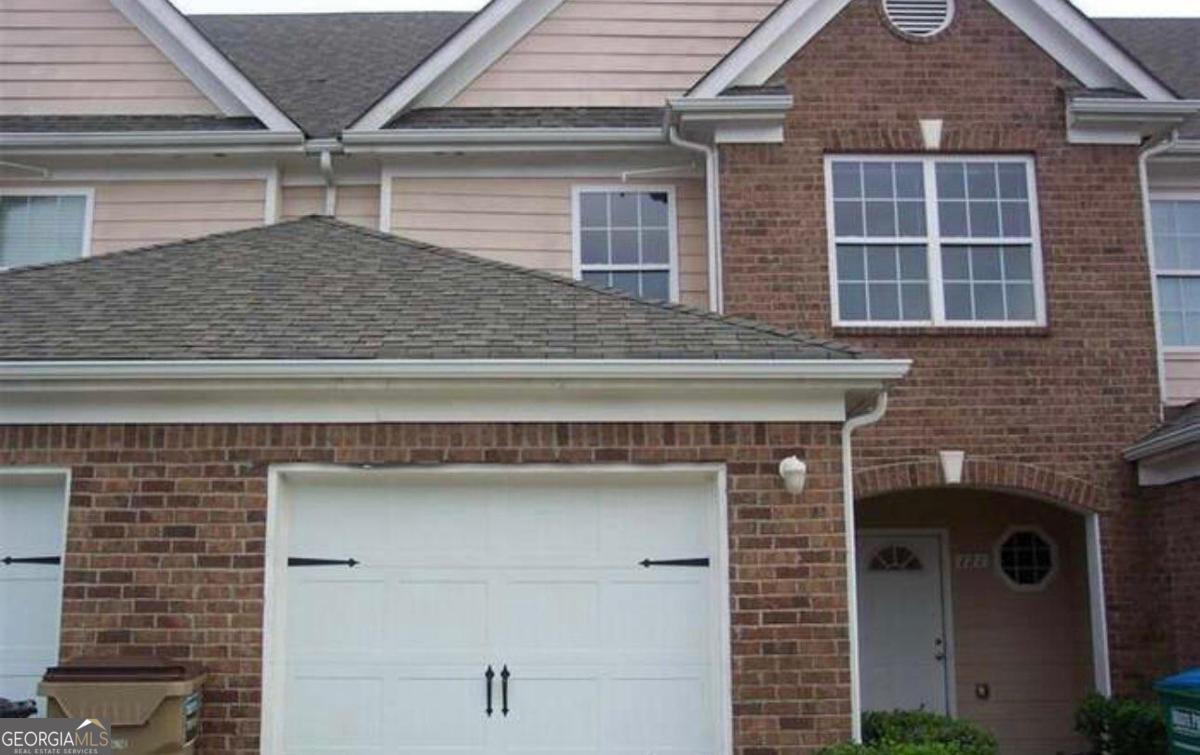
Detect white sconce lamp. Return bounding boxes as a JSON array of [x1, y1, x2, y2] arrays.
[[940, 450, 966, 485], [779, 456, 808, 494]]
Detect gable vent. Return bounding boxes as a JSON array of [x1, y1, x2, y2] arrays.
[[883, 0, 954, 37]]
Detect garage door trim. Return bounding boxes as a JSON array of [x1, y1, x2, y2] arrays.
[[260, 462, 733, 754]]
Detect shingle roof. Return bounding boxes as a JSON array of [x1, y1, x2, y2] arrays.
[[387, 107, 665, 130], [192, 12, 472, 137], [1126, 400, 1200, 458], [0, 217, 865, 362], [0, 115, 263, 133], [1096, 18, 1200, 137]]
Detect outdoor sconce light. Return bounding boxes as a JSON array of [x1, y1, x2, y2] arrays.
[[779, 456, 808, 494]]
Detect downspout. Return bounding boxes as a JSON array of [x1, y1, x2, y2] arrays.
[[664, 112, 724, 313], [842, 391, 890, 743], [319, 149, 337, 216], [1138, 130, 1178, 421]]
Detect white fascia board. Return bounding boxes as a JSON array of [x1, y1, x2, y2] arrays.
[[110, 0, 302, 133], [1124, 422, 1200, 462], [690, 0, 1176, 102], [350, 0, 565, 131], [0, 360, 911, 425], [340, 128, 665, 154], [0, 131, 305, 153], [668, 96, 795, 114], [1067, 100, 1200, 145], [1133, 442, 1200, 486]]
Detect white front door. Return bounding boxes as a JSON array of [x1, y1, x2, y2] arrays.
[[270, 468, 727, 755], [0, 472, 67, 712], [856, 533, 950, 714]]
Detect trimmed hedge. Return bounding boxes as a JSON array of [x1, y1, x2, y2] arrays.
[[816, 711, 998, 755], [1074, 693, 1167, 755]]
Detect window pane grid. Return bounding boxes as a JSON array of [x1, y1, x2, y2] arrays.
[[0, 194, 88, 269], [830, 157, 1040, 326], [1152, 200, 1200, 347], [577, 190, 673, 300]]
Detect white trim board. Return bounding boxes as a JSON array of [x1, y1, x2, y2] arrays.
[[109, 0, 301, 132], [688, 0, 1176, 101], [350, 0, 565, 131], [260, 463, 734, 755]]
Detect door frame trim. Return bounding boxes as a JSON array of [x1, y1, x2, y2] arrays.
[[260, 462, 733, 755], [856, 528, 957, 717], [0, 466, 72, 701]]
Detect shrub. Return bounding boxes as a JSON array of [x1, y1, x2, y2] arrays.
[[815, 711, 998, 755], [863, 711, 997, 755], [1074, 693, 1167, 755]]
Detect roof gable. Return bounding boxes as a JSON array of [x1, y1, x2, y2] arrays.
[[688, 0, 1177, 100], [0, 0, 297, 131], [0, 217, 864, 362]]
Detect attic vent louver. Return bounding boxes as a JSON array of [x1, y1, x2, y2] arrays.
[[883, 0, 954, 37]]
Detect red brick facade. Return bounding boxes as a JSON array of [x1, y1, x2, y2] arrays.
[[0, 421, 850, 754], [718, 0, 1165, 697], [1145, 478, 1200, 674]]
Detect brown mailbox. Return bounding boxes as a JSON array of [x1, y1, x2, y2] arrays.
[[39, 657, 205, 754]]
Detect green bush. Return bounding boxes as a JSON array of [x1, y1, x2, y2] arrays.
[[815, 711, 997, 755], [1074, 693, 1167, 755]]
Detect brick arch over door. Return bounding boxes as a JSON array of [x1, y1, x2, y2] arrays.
[[854, 458, 1105, 512]]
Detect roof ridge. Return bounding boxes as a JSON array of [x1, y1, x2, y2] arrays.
[[306, 216, 865, 358]]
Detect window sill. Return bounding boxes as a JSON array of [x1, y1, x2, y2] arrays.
[[833, 325, 1051, 337]]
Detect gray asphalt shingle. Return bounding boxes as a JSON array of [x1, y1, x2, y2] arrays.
[[0, 115, 264, 133], [0, 217, 865, 362], [387, 108, 666, 130], [1096, 18, 1200, 137]]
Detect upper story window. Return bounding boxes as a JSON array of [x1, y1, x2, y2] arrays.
[[826, 156, 1045, 327], [1151, 198, 1200, 347], [0, 191, 92, 271], [573, 187, 677, 301]]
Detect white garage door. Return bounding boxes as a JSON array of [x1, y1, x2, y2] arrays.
[[0, 472, 67, 712], [268, 468, 729, 755]]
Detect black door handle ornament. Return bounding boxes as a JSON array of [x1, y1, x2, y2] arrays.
[[485, 665, 494, 717], [500, 665, 510, 717]]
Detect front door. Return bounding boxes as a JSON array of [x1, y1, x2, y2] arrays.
[[272, 469, 726, 754], [0, 472, 67, 714], [856, 533, 950, 714]]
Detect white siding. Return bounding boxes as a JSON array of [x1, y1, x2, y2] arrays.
[[450, 0, 782, 107], [390, 176, 710, 309], [281, 185, 381, 230], [0, 0, 220, 115], [1164, 351, 1200, 406]]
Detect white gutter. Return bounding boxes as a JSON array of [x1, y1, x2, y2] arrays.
[[1139, 129, 1179, 419], [0, 359, 911, 383], [0, 130, 305, 152], [667, 122, 725, 313], [667, 95, 794, 115], [840, 391, 891, 743], [1070, 98, 1200, 119], [1124, 419, 1200, 461]]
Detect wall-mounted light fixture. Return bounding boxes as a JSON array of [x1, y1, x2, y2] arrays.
[[779, 456, 808, 494]]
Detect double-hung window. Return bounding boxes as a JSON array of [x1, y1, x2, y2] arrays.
[[0, 190, 93, 270], [827, 156, 1045, 326], [1151, 198, 1200, 347], [573, 187, 677, 301]]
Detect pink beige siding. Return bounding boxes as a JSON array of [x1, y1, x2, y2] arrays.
[[281, 185, 380, 229], [389, 176, 710, 308], [0, 0, 220, 116], [449, 0, 781, 107], [1164, 351, 1200, 406], [859, 489, 1092, 755]]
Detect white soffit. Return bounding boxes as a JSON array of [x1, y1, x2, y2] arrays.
[[350, 0, 565, 132], [689, 0, 1176, 101], [109, 0, 301, 132]]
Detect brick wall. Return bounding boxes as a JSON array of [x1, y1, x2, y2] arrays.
[[718, 0, 1163, 695], [1144, 477, 1200, 675], [1, 421, 847, 754]]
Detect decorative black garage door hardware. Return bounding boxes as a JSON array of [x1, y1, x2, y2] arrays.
[[638, 557, 710, 568], [485, 665, 495, 717], [287, 557, 359, 568], [2, 555, 61, 566]]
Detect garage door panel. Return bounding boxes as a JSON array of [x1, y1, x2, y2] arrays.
[[607, 579, 709, 654], [502, 673, 600, 752], [390, 578, 490, 651], [387, 675, 489, 751], [491, 495, 599, 564], [284, 675, 384, 751], [597, 494, 709, 563], [287, 577, 387, 656], [606, 676, 710, 751], [497, 580, 599, 650]]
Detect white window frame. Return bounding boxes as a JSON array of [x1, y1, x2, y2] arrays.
[[824, 155, 1047, 328], [571, 184, 680, 303], [0, 187, 95, 271], [1149, 190, 1200, 354]]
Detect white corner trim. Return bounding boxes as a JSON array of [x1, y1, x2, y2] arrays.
[[109, 0, 301, 132], [690, 0, 1176, 102], [0, 359, 910, 425], [350, 0, 565, 131], [1085, 513, 1112, 696]]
